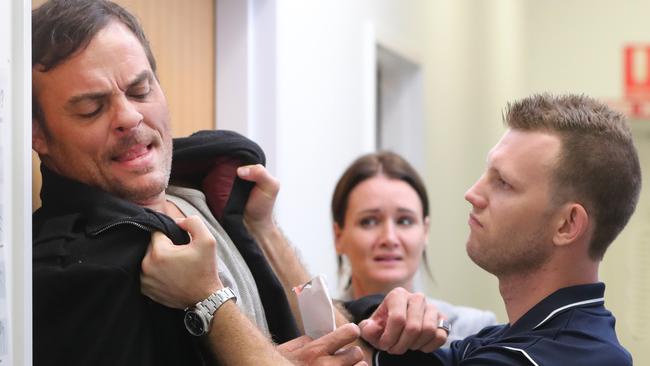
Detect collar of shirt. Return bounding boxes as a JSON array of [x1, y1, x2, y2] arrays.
[[505, 282, 605, 335]]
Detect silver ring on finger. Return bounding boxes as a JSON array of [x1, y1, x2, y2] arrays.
[[437, 318, 451, 335]]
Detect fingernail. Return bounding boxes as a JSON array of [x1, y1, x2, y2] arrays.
[[238, 167, 250, 176]]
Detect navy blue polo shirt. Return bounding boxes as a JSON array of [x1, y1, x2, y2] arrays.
[[375, 283, 632, 366]]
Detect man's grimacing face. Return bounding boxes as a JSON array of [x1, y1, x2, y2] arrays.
[[464, 129, 562, 277], [32, 21, 172, 205]]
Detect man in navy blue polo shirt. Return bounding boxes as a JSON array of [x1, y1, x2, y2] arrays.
[[366, 94, 638, 365]]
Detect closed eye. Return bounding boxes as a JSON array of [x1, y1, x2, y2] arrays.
[[495, 176, 512, 190], [128, 84, 151, 100], [78, 103, 104, 119]]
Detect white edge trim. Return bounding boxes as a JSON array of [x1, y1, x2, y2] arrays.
[[533, 297, 604, 330], [502, 346, 540, 366]]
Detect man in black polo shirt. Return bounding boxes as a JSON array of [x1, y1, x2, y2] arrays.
[[370, 94, 638, 365]]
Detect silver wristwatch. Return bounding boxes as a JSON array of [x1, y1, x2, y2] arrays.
[[184, 287, 237, 336]]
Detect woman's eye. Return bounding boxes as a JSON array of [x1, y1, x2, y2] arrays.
[[359, 217, 378, 228], [397, 217, 414, 226]]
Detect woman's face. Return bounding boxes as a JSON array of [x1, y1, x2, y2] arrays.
[[335, 175, 429, 295]]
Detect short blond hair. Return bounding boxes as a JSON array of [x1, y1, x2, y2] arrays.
[[505, 93, 641, 260]]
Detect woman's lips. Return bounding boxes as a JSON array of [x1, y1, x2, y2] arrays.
[[374, 255, 403, 262]]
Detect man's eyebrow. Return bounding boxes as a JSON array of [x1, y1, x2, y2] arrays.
[[126, 70, 153, 89], [66, 91, 109, 107], [489, 165, 520, 186], [65, 71, 153, 107]]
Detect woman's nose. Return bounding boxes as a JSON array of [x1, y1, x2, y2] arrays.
[[379, 222, 399, 248]]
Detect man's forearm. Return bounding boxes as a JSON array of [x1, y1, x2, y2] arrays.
[[207, 300, 293, 365], [248, 223, 310, 330], [249, 224, 374, 364]]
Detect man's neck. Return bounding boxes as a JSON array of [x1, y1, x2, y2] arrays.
[[135, 191, 184, 219], [498, 260, 599, 325], [134, 192, 167, 213], [163, 199, 186, 219]]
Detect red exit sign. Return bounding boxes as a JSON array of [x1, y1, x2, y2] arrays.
[[609, 45, 650, 120], [624, 45, 650, 100]]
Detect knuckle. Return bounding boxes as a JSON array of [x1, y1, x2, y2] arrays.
[[205, 235, 217, 247], [390, 312, 406, 325], [421, 343, 437, 353], [304, 347, 322, 360], [387, 345, 405, 355], [146, 245, 161, 264], [404, 321, 422, 336], [362, 332, 380, 347], [350, 346, 364, 360], [341, 323, 360, 337], [411, 292, 426, 302], [426, 302, 440, 312], [140, 258, 151, 274], [421, 322, 437, 335]]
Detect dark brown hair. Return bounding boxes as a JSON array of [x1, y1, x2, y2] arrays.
[[332, 151, 429, 227], [332, 151, 432, 281], [505, 93, 641, 260], [32, 0, 156, 125]]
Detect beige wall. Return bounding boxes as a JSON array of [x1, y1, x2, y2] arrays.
[[520, 1, 650, 362], [420, 0, 525, 325], [420, 0, 649, 362]]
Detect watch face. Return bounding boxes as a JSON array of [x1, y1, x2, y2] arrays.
[[184, 311, 207, 336]]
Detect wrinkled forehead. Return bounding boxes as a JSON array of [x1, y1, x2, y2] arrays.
[[33, 21, 152, 101]]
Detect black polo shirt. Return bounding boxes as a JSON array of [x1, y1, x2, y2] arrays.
[[375, 283, 632, 366]]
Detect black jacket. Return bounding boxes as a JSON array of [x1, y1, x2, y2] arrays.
[[33, 130, 298, 366]]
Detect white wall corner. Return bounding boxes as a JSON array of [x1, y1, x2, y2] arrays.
[[215, 0, 251, 135], [216, 0, 278, 175], [362, 20, 377, 152]]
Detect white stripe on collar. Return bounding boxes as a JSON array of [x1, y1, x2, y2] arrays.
[[533, 297, 604, 330], [502, 346, 540, 366]]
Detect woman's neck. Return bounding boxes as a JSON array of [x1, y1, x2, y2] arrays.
[[350, 277, 414, 299]]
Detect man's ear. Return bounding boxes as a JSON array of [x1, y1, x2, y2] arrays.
[[333, 222, 344, 255], [32, 118, 49, 156], [553, 203, 589, 247]]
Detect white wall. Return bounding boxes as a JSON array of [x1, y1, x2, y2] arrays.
[[273, 0, 375, 292], [0, 0, 32, 365]]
